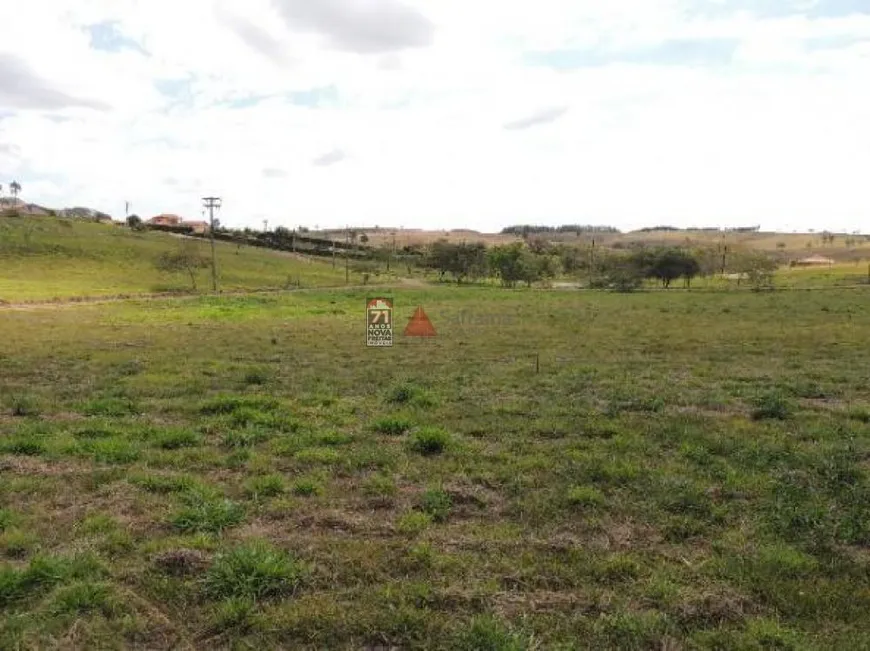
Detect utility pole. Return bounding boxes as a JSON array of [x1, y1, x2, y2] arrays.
[[345, 225, 350, 284], [263, 219, 268, 233], [589, 238, 596, 287], [202, 197, 222, 292]]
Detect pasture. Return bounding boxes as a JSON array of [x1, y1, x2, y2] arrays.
[[1, 285, 869, 648], [0, 215, 355, 302]]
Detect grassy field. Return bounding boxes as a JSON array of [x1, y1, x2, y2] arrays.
[[0, 216, 356, 302], [1, 285, 870, 649]]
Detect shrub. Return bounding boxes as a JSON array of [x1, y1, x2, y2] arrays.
[[205, 541, 305, 600], [408, 427, 452, 456]]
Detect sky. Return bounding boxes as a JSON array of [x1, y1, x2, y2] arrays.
[[0, 0, 868, 233]]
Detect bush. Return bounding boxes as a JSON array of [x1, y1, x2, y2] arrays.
[[408, 427, 452, 456], [205, 541, 305, 600]]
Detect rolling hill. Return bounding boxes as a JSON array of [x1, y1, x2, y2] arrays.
[[0, 214, 359, 302]]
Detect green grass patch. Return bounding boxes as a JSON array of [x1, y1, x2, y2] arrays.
[[205, 541, 305, 600], [407, 427, 452, 456]]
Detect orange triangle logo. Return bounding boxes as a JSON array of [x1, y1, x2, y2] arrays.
[[404, 306, 437, 337]]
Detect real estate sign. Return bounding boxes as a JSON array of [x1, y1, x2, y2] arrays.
[[366, 297, 393, 347]]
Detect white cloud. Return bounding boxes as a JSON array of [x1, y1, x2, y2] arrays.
[[0, 0, 868, 232]]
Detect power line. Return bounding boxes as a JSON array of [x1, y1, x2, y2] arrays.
[[202, 197, 222, 292]]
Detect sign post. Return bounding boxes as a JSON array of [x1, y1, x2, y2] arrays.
[[366, 297, 394, 347]]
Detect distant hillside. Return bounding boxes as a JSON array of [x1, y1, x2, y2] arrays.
[[0, 214, 357, 302], [335, 225, 870, 262]]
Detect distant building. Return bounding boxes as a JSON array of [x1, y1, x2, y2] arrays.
[[182, 220, 210, 234], [60, 207, 97, 219], [149, 214, 184, 227], [0, 198, 24, 212], [792, 255, 835, 267], [0, 200, 52, 216], [22, 204, 52, 216]]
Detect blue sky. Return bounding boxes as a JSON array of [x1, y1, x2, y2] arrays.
[[0, 0, 868, 232]]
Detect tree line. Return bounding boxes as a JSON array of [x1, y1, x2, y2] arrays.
[[419, 238, 779, 290], [500, 224, 621, 236]]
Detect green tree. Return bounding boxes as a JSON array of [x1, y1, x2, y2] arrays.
[[735, 251, 778, 291], [9, 180, 21, 202], [487, 243, 526, 287], [425, 240, 487, 283], [693, 247, 722, 282], [126, 214, 143, 230], [155, 242, 211, 290], [592, 252, 645, 291], [628, 247, 700, 288], [521, 251, 561, 287]]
